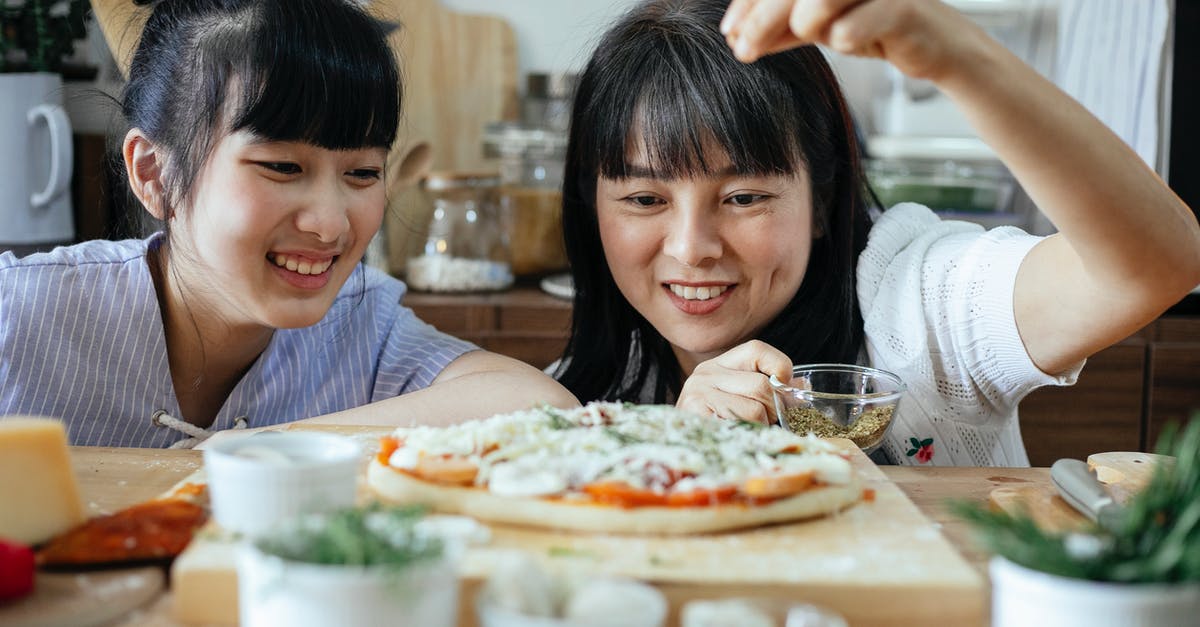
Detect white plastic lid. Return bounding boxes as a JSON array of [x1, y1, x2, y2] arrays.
[[867, 135, 1002, 163]]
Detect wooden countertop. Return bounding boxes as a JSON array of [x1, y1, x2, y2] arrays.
[[67, 447, 1035, 625]]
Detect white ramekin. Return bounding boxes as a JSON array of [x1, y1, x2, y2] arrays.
[[203, 431, 360, 537]]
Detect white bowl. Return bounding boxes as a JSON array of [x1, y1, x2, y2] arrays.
[[238, 542, 458, 627], [990, 556, 1200, 627], [203, 431, 360, 537]]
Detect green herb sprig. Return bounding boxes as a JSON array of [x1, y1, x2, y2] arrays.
[[254, 503, 443, 570], [952, 416, 1200, 583]]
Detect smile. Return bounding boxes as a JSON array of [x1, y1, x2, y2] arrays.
[[667, 283, 729, 301], [268, 252, 335, 276]]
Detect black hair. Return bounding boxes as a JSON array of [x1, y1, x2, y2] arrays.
[[123, 0, 401, 212], [555, 0, 874, 403]]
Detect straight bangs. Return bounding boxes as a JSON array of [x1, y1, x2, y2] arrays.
[[228, 1, 400, 150], [585, 19, 805, 181]]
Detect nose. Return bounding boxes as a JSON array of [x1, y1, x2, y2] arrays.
[[294, 179, 350, 243], [662, 204, 722, 267]]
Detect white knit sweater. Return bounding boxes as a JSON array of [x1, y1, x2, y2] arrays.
[[860, 204, 1083, 467]]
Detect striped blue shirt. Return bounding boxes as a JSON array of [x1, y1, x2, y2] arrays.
[[0, 236, 476, 447]]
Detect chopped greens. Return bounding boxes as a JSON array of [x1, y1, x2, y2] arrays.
[[543, 407, 575, 430], [604, 427, 642, 445], [254, 503, 442, 570], [547, 546, 598, 559]]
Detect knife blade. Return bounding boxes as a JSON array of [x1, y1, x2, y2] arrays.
[[1050, 458, 1124, 530]]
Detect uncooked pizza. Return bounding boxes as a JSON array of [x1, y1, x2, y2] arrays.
[[367, 403, 867, 534]]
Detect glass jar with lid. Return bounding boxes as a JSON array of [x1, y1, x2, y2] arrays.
[[483, 122, 569, 277], [405, 171, 513, 292]]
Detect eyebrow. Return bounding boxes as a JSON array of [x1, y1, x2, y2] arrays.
[[620, 163, 742, 180]]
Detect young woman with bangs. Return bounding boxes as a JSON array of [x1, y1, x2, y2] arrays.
[[553, 0, 1200, 465], [0, 0, 576, 447]]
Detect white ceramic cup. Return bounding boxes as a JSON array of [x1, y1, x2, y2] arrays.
[[990, 556, 1200, 627], [238, 543, 458, 627], [203, 431, 360, 537]]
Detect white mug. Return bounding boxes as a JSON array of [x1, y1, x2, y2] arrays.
[[0, 73, 74, 249]]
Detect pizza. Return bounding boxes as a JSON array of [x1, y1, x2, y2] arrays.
[[367, 402, 867, 534]]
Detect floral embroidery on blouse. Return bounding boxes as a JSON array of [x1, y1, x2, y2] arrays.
[[906, 437, 935, 464]]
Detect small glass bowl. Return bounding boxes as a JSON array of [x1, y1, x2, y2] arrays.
[[771, 364, 905, 454]]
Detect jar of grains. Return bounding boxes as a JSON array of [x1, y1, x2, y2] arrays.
[[405, 172, 513, 292], [482, 122, 569, 277]]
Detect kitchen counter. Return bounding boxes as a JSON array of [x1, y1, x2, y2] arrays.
[[61, 446, 1038, 626]]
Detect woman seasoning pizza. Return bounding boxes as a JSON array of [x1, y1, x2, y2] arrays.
[[551, 0, 1200, 467]]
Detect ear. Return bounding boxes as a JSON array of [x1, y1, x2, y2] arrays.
[[123, 128, 170, 220]]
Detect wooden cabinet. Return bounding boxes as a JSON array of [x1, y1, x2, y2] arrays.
[[1145, 317, 1200, 450], [1018, 316, 1200, 466], [1019, 337, 1146, 467], [401, 285, 571, 370]]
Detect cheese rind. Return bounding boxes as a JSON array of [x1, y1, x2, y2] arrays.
[[0, 417, 85, 545]]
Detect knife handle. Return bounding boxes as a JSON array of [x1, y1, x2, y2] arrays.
[[1050, 458, 1113, 522]]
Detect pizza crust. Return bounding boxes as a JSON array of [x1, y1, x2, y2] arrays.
[[367, 460, 862, 535]]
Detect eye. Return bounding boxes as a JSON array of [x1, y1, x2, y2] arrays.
[[727, 193, 766, 207], [258, 162, 301, 175], [347, 168, 382, 181], [625, 195, 663, 208]]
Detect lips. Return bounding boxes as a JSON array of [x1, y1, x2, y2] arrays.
[[266, 252, 337, 290], [667, 283, 729, 301], [268, 252, 335, 276], [663, 282, 734, 315]]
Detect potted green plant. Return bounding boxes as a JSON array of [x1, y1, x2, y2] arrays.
[[0, 0, 91, 255], [953, 417, 1200, 627]]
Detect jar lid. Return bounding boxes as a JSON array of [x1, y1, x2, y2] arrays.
[[421, 171, 501, 191], [482, 122, 568, 158]]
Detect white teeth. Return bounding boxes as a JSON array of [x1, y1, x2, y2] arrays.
[[669, 284, 728, 301], [271, 253, 332, 276]]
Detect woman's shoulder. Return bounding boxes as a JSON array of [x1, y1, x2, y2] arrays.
[[863, 203, 972, 258], [0, 238, 152, 276]]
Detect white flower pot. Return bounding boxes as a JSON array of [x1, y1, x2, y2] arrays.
[[990, 557, 1200, 627], [0, 73, 74, 253], [238, 543, 459, 627]]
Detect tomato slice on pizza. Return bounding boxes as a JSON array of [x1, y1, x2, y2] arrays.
[[367, 403, 864, 534]]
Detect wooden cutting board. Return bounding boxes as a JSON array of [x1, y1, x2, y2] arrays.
[[171, 425, 984, 627], [989, 452, 1163, 532], [0, 567, 165, 627], [370, 0, 519, 274]]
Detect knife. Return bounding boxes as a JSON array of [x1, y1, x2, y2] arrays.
[[1050, 458, 1124, 530]]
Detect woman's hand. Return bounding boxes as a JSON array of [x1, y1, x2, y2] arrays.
[[720, 0, 985, 81], [676, 340, 793, 425]]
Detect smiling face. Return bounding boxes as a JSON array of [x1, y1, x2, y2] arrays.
[[596, 142, 814, 374], [163, 130, 386, 332]]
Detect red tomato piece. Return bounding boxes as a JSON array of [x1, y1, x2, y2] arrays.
[[0, 538, 35, 601]]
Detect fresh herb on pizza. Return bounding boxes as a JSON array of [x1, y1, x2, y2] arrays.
[[367, 403, 866, 534]]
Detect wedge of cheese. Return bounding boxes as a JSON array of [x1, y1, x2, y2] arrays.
[[0, 417, 84, 545]]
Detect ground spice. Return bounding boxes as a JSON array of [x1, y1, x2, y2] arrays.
[[783, 405, 895, 449]]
